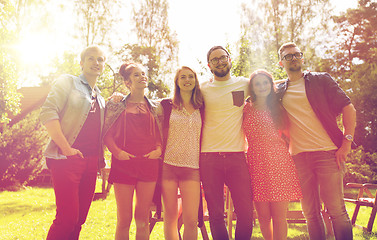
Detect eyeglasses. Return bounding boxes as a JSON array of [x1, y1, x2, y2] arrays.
[[282, 52, 303, 61], [209, 55, 229, 65]]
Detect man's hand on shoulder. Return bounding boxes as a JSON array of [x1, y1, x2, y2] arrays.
[[108, 92, 125, 103]]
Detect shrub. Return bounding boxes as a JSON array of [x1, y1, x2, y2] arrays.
[[345, 146, 377, 184], [0, 110, 49, 191]]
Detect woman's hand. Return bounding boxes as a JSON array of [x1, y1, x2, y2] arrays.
[[143, 147, 162, 159], [116, 150, 135, 160], [63, 147, 84, 158]]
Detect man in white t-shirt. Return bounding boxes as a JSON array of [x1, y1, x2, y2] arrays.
[[200, 46, 253, 239], [277, 42, 356, 239]]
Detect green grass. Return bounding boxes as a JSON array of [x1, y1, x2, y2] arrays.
[[1, 181, 377, 239]]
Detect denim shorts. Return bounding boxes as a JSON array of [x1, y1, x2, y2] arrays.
[[162, 163, 200, 182]]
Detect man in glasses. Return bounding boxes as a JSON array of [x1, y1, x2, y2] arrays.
[[200, 46, 253, 239], [40, 45, 106, 240], [278, 42, 356, 239]]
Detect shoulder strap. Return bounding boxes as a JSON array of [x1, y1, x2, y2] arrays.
[[160, 99, 173, 154], [161, 99, 173, 127]]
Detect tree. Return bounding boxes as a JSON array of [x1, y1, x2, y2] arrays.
[[345, 146, 377, 183], [115, 44, 170, 98], [232, 3, 275, 78], [318, 0, 377, 153], [0, 0, 68, 190], [0, 0, 21, 125], [39, 51, 82, 87], [1, 0, 56, 125], [131, 0, 178, 98], [237, 0, 332, 75], [261, 0, 332, 55], [0, 111, 49, 190], [0, 49, 20, 126], [74, 0, 121, 47], [330, 0, 377, 71], [347, 63, 377, 153], [232, 33, 254, 78]]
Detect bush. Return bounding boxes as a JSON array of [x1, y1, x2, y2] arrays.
[[345, 146, 377, 184], [0, 110, 49, 191]]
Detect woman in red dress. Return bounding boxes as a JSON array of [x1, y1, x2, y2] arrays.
[[103, 62, 161, 240], [242, 69, 302, 240]]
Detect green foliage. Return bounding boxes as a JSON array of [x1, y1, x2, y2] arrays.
[[232, 34, 253, 77], [319, 0, 377, 153], [0, 51, 21, 125], [0, 111, 49, 191], [39, 51, 82, 86], [132, 0, 178, 98], [96, 63, 128, 100], [74, 0, 121, 46], [345, 146, 377, 183], [236, 0, 331, 80], [0, 0, 20, 125], [240, 0, 331, 62], [39, 51, 118, 100], [347, 63, 377, 153], [132, 0, 178, 65], [331, 0, 377, 72], [115, 44, 170, 99]]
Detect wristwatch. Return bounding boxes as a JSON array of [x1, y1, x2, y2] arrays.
[[344, 134, 353, 142]]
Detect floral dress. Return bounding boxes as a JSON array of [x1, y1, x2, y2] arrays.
[[243, 102, 302, 201]]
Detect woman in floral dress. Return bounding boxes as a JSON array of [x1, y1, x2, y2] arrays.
[[243, 69, 302, 240]]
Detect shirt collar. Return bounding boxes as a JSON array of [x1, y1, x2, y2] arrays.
[[79, 74, 101, 94]]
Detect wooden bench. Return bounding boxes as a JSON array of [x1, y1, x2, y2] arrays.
[[35, 168, 52, 185], [225, 187, 334, 238], [344, 183, 377, 233], [149, 190, 210, 240], [93, 167, 111, 200]]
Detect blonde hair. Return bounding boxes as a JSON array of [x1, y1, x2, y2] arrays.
[[80, 45, 106, 62], [172, 66, 203, 109]]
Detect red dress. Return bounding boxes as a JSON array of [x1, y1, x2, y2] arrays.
[[242, 102, 302, 202]]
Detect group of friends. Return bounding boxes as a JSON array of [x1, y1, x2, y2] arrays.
[[40, 42, 357, 240]]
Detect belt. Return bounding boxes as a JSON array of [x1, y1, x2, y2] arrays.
[[202, 152, 244, 157]]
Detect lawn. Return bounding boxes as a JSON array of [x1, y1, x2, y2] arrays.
[[1, 180, 377, 239]]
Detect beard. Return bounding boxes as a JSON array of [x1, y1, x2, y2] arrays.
[[288, 60, 302, 72], [212, 64, 231, 77], [289, 65, 302, 72]]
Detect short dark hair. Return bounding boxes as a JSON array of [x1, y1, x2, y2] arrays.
[[278, 42, 297, 60], [207, 46, 230, 62]]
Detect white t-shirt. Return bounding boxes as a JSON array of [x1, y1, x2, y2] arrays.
[[200, 76, 249, 152], [282, 77, 337, 155]]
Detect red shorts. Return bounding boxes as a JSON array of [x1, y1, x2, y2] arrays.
[[108, 156, 159, 185]]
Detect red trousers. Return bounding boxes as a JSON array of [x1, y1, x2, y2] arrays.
[[46, 155, 98, 240]]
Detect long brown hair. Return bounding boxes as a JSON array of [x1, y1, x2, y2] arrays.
[[172, 66, 203, 109], [249, 69, 287, 130]]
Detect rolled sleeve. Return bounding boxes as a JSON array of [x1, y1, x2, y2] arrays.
[[323, 73, 351, 115], [40, 75, 73, 124]]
